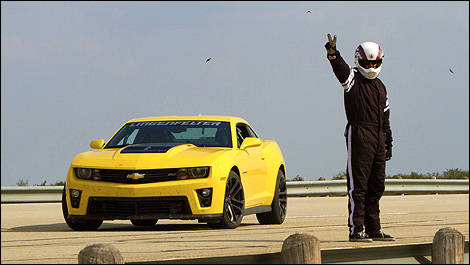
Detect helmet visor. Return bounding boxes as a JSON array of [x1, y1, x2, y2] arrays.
[[359, 59, 382, 69]]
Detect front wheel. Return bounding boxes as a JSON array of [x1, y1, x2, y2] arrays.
[[62, 186, 103, 231], [208, 171, 245, 229], [256, 169, 287, 224]]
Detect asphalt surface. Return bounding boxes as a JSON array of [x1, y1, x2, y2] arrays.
[[1, 194, 468, 264]]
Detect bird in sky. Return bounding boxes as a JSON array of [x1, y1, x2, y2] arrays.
[[206, 58, 212, 63], [306, 10, 312, 13], [449, 68, 454, 74]]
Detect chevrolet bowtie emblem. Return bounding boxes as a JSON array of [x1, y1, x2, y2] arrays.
[[127, 173, 145, 180]]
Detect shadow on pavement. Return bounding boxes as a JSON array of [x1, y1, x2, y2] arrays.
[[3, 222, 258, 232]]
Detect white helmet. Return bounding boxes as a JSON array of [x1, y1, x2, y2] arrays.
[[354, 41, 384, 79]]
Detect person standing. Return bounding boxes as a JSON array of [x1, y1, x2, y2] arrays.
[[325, 34, 395, 242]]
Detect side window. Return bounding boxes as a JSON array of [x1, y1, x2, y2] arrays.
[[236, 123, 254, 148], [236, 127, 243, 148], [246, 126, 259, 138]]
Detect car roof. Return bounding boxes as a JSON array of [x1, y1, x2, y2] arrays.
[[126, 115, 249, 124]]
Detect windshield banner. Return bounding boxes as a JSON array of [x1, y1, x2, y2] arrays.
[[129, 121, 222, 127]]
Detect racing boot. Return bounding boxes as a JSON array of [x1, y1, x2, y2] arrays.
[[349, 231, 373, 242], [367, 231, 395, 241]]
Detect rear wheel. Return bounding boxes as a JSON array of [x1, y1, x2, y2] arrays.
[[62, 186, 103, 231], [208, 171, 245, 229], [256, 169, 287, 224], [130, 219, 158, 227]]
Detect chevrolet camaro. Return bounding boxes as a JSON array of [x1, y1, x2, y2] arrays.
[[62, 115, 287, 230]]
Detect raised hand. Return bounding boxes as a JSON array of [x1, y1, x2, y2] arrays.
[[325, 33, 337, 55]]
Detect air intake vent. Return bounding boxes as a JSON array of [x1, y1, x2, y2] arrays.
[[87, 196, 191, 219]]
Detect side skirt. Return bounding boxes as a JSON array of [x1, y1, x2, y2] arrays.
[[243, 205, 271, 216]]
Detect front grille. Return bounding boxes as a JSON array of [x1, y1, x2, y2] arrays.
[[97, 169, 180, 184], [87, 196, 191, 219]]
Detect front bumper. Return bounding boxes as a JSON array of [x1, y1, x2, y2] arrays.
[[65, 167, 226, 220]]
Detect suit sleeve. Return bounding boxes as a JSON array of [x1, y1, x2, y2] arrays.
[[327, 50, 356, 92], [383, 95, 393, 148]]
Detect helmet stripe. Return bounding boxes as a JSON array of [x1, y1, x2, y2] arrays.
[[376, 45, 382, 60], [358, 45, 367, 60]]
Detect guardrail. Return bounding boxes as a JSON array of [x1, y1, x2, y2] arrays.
[[1, 179, 468, 203], [1, 186, 64, 203], [286, 179, 469, 197]]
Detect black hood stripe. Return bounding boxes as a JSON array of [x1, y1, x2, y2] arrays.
[[120, 143, 185, 153]]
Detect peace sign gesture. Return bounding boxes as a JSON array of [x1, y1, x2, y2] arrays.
[[325, 33, 337, 55]]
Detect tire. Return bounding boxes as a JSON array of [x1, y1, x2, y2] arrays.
[[62, 186, 103, 231], [208, 171, 245, 229], [130, 219, 158, 227], [256, 169, 287, 224]]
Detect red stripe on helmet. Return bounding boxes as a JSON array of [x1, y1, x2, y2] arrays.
[[358, 45, 367, 60], [376, 45, 382, 60]]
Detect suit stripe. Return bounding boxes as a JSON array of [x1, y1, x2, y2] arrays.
[[341, 67, 356, 93], [347, 126, 356, 235], [384, 98, 390, 112]]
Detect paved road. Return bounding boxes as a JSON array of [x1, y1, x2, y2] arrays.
[[1, 194, 468, 264]]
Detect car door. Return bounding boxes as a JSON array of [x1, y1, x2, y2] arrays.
[[235, 123, 267, 208]]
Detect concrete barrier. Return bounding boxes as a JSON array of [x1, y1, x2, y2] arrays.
[[279, 227, 467, 264], [281, 233, 321, 264], [78, 243, 125, 264], [432, 227, 465, 264], [78, 228, 468, 264]]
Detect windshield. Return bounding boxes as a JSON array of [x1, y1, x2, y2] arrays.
[[105, 120, 232, 148]]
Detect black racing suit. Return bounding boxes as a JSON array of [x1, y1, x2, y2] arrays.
[[327, 50, 393, 235]]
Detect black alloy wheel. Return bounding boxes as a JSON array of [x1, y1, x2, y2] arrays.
[[209, 171, 245, 229], [62, 186, 103, 231], [277, 170, 287, 220], [256, 169, 287, 224], [130, 219, 158, 227]]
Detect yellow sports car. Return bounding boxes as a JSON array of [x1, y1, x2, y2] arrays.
[[63, 115, 287, 230]]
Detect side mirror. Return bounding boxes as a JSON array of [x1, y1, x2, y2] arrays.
[[90, 139, 105, 149], [240, 137, 262, 150]]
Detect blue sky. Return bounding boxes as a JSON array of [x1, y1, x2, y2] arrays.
[[1, 1, 469, 185]]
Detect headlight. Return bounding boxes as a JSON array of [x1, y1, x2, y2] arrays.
[[176, 167, 210, 180], [74, 168, 93, 179]]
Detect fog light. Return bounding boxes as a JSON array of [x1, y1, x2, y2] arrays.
[[71, 189, 80, 198], [196, 188, 213, 207], [69, 189, 82, 208], [200, 188, 211, 197]]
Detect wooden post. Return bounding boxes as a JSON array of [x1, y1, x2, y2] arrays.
[[78, 243, 125, 264], [432, 227, 465, 264], [281, 233, 321, 264]]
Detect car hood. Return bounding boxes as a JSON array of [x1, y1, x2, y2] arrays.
[[71, 143, 232, 169]]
